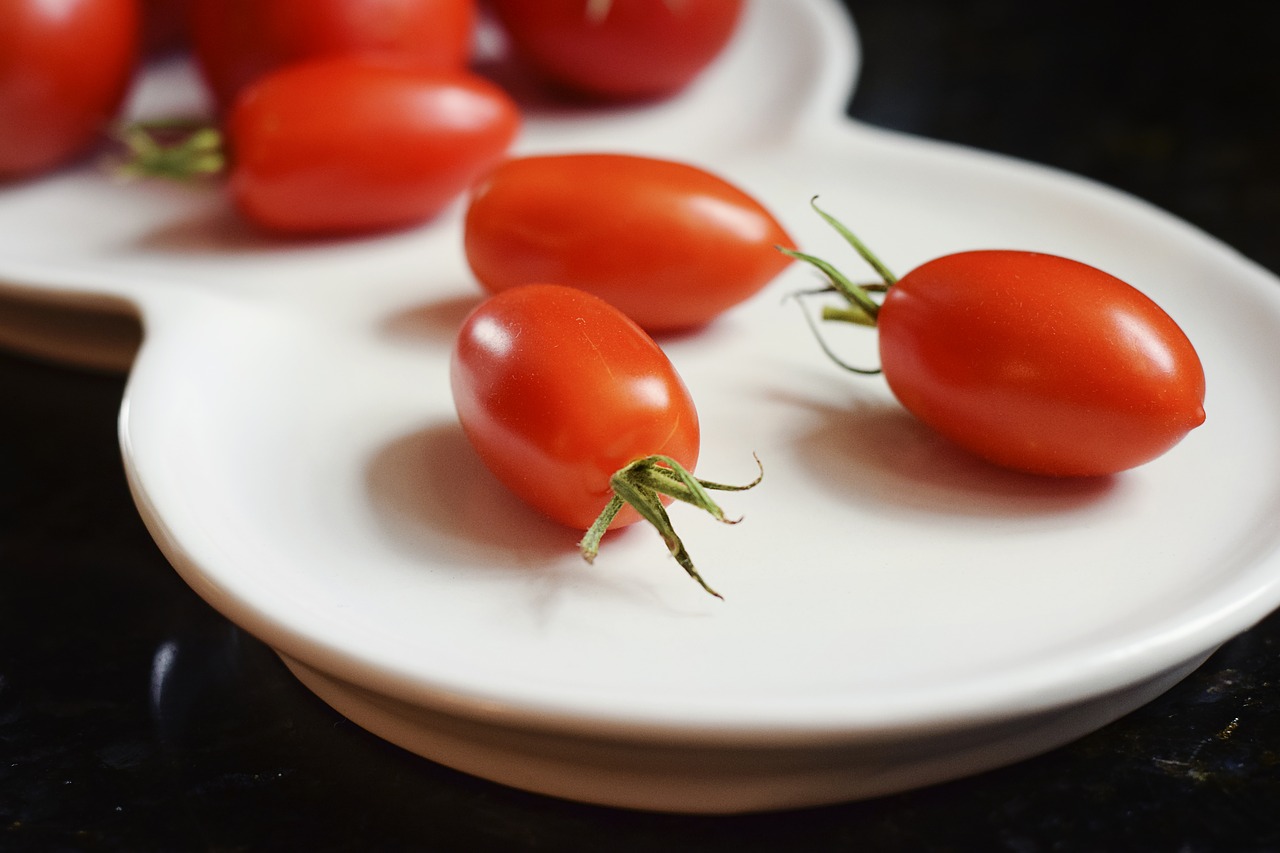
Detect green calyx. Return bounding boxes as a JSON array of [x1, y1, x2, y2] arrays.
[[777, 197, 899, 375], [113, 120, 226, 182], [579, 454, 763, 600]]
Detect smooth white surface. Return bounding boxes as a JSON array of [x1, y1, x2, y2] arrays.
[[4, 0, 1280, 812]]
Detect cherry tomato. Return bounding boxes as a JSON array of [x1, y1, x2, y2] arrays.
[[788, 208, 1207, 477], [875, 250, 1205, 476], [464, 153, 795, 332], [190, 0, 477, 110], [451, 284, 755, 596], [451, 284, 700, 530], [488, 0, 743, 100], [226, 58, 519, 235], [0, 0, 140, 179], [141, 0, 192, 55]]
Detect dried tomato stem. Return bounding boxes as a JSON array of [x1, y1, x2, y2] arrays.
[[577, 454, 762, 599], [647, 453, 763, 495], [608, 473, 720, 598], [579, 496, 625, 564]]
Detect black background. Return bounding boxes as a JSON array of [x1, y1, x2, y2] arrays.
[[4, 1, 1280, 850]]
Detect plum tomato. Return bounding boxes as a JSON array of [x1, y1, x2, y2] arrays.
[[450, 284, 758, 597], [463, 153, 795, 332], [0, 0, 140, 179], [190, 0, 477, 111], [787, 203, 1206, 477], [451, 284, 700, 529], [140, 0, 192, 55], [487, 0, 743, 101], [226, 58, 519, 235]]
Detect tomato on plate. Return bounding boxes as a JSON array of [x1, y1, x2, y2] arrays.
[[0, 0, 140, 179], [488, 0, 743, 100], [140, 0, 192, 55], [450, 284, 758, 597], [787, 202, 1207, 477], [190, 0, 477, 110], [224, 58, 519, 235], [464, 153, 795, 332]]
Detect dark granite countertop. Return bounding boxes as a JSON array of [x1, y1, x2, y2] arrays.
[[3, 1, 1279, 850]]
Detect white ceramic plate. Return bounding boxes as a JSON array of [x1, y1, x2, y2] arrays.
[[5, 0, 1280, 814]]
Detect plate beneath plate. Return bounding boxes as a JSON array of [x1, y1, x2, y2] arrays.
[[280, 649, 1212, 813]]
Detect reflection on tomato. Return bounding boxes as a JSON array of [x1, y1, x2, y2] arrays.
[[488, 0, 743, 100], [0, 0, 140, 179], [464, 153, 794, 332]]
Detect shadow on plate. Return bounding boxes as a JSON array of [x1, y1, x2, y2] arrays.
[[378, 293, 738, 351], [131, 194, 454, 258], [131, 202, 288, 255], [364, 419, 578, 567], [776, 388, 1118, 517], [378, 294, 484, 346], [366, 421, 695, 610]]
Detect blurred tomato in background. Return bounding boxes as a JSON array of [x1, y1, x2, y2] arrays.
[[0, 0, 141, 179], [189, 0, 477, 110], [486, 0, 743, 100]]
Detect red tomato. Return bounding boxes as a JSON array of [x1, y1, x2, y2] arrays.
[[452, 283, 756, 596], [0, 0, 140, 179], [190, 0, 477, 110], [875, 250, 1206, 476], [488, 0, 743, 100], [226, 58, 519, 235], [793, 222, 1208, 477], [451, 284, 700, 530], [141, 0, 192, 55], [464, 154, 795, 332]]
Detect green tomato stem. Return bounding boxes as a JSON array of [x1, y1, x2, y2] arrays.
[[577, 454, 763, 600], [806, 196, 898, 286], [778, 197, 904, 375], [778, 247, 882, 321], [112, 119, 227, 182], [789, 291, 882, 375], [820, 304, 877, 327]]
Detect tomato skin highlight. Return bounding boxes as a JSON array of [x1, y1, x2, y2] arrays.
[[464, 154, 795, 332], [488, 0, 743, 100], [450, 284, 700, 530], [190, 0, 476, 111], [226, 58, 520, 236], [877, 250, 1207, 476], [0, 0, 140, 179]]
